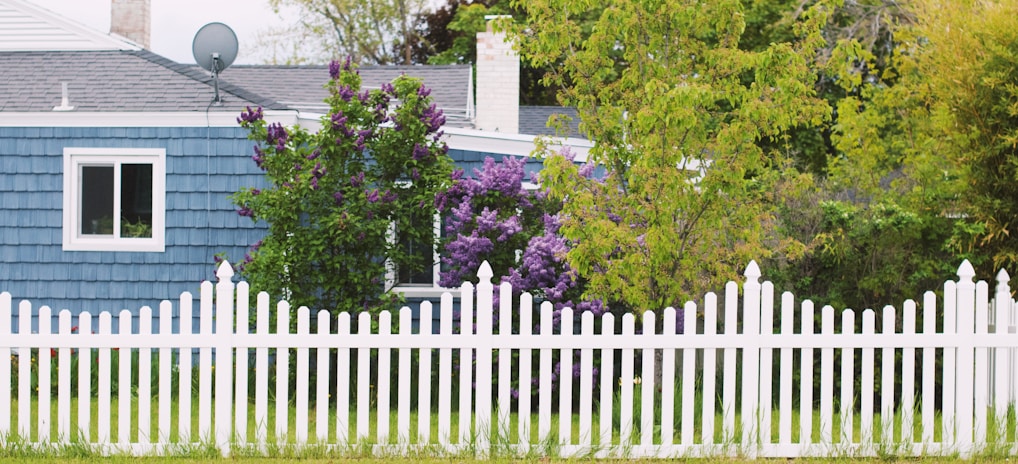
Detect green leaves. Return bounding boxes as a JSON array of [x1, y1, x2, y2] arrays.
[[517, 0, 833, 311], [229, 61, 452, 316]]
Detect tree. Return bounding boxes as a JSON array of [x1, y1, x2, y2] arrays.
[[264, 0, 429, 64], [818, 0, 1018, 277], [510, 0, 833, 311], [228, 58, 453, 314]]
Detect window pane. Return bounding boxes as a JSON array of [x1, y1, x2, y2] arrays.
[[80, 166, 114, 235], [397, 213, 435, 285], [121, 164, 153, 238]]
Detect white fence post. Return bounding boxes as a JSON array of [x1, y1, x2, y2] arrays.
[[214, 261, 236, 456], [475, 261, 494, 454], [994, 269, 1010, 426], [955, 260, 976, 454], [740, 261, 762, 451]]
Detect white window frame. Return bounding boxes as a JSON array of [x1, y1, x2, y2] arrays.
[[390, 180, 541, 299], [62, 147, 166, 252]]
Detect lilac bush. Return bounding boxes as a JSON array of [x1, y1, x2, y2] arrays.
[[437, 154, 608, 396], [228, 58, 453, 316]]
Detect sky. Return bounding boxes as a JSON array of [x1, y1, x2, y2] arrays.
[[26, 0, 296, 64]]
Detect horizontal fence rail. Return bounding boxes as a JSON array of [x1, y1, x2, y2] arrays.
[[1, 259, 1018, 458]]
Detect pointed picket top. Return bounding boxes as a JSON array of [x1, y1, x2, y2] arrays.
[[996, 268, 1010, 285], [477, 260, 493, 284], [957, 259, 975, 282], [216, 260, 235, 281], [744, 260, 761, 283]]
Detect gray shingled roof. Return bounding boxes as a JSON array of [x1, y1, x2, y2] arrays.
[[0, 49, 472, 122], [519, 106, 583, 138], [219, 64, 472, 126], [0, 50, 280, 112]]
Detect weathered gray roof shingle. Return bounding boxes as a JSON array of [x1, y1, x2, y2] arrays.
[[0, 49, 472, 123]]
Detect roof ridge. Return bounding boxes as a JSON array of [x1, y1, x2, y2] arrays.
[[130, 50, 290, 111]]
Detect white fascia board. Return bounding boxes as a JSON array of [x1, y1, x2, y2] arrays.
[[441, 126, 593, 162], [295, 113, 593, 161], [0, 111, 301, 128]]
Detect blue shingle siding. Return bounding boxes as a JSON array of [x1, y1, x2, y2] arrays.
[[2, 128, 550, 333], [0, 126, 268, 328]]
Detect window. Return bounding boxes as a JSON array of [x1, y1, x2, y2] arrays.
[[62, 148, 166, 252]]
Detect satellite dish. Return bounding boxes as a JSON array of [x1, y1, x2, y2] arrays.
[[192, 22, 238, 104]]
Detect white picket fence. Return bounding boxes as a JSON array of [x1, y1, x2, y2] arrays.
[[2, 259, 1018, 458]]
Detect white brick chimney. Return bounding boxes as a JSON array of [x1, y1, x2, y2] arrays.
[[475, 15, 519, 133], [111, 0, 151, 49]]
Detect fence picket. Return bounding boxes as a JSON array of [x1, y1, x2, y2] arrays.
[[955, 262, 977, 452], [159, 301, 172, 444], [942, 280, 957, 446], [880, 306, 895, 445], [619, 313, 635, 446], [214, 264, 235, 456], [475, 265, 493, 452], [702, 293, 717, 446], [860, 310, 874, 445], [97, 311, 112, 445], [57, 310, 71, 442], [235, 281, 250, 445], [335, 312, 351, 445], [275, 302, 291, 441], [538, 301, 552, 444], [598, 312, 614, 450], [118, 310, 133, 446], [378, 310, 392, 445], [497, 282, 512, 441], [639, 309, 655, 447], [198, 282, 213, 441], [17, 300, 30, 440], [418, 300, 433, 445], [639, 311, 654, 448], [38, 305, 51, 443], [741, 262, 761, 450], [578, 311, 594, 448], [78, 313, 93, 442], [974, 280, 989, 444], [561, 307, 575, 446], [178, 292, 193, 444], [519, 294, 534, 448], [356, 311, 371, 441], [778, 292, 794, 445], [819, 305, 834, 444], [138, 306, 152, 444], [901, 300, 916, 445], [254, 292, 269, 446], [660, 307, 675, 445], [437, 294, 452, 445], [679, 304, 694, 447], [295, 306, 310, 443], [759, 281, 774, 446], [458, 282, 474, 445], [993, 270, 1010, 428], [398, 307, 412, 444], [840, 309, 855, 446], [316, 310, 331, 443], [921, 291, 937, 445], [722, 282, 738, 443], [799, 301, 814, 446]]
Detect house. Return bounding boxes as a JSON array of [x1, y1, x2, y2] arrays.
[[0, 0, 591, 330]]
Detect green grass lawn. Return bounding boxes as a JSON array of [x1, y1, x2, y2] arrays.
[[9, 395, 996, 460]]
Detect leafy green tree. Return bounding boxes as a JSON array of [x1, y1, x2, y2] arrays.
[[228, 59, 453, 314], [511, 0, 833, 311], [263, 0, 429, 64]]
